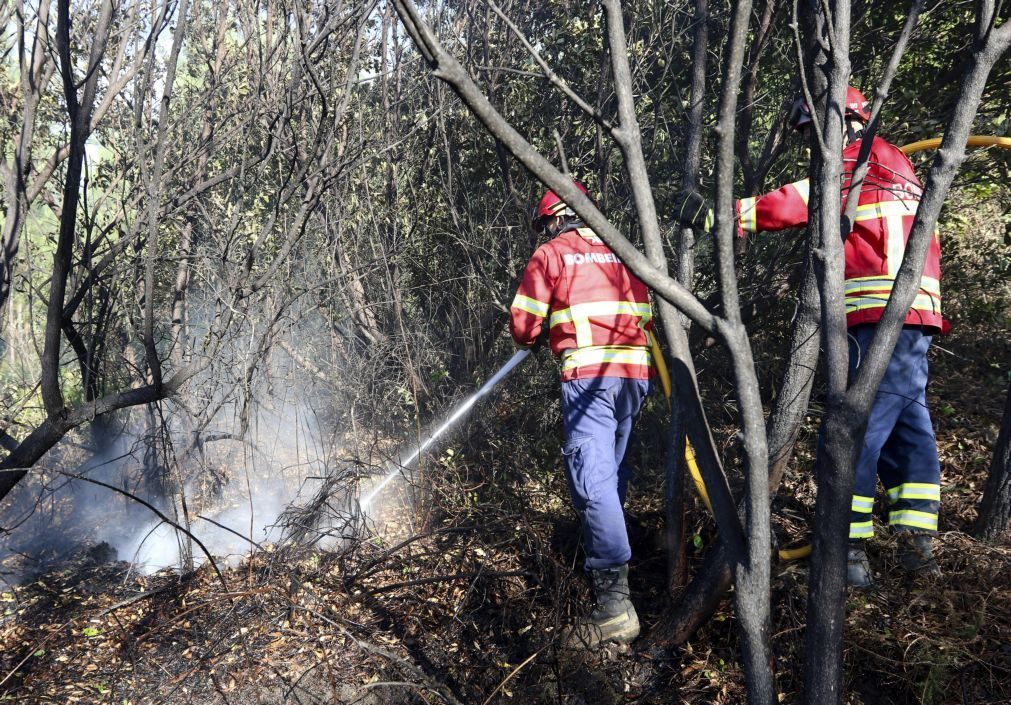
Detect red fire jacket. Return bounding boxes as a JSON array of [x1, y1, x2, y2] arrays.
[[736, 136, 943, 330], [510, 227, 654, 381]]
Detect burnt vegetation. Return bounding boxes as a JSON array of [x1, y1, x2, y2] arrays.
[[1, 0, 1010, 704]]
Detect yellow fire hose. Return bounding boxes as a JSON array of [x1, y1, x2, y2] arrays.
[[899, 135, 1011, 155], [652, 133, 1010, 562], [647, 333, 716, 515]]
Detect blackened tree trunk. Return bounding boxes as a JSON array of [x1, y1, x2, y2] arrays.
[[643, 246, 822, 651], [975, 380, 1011, 542], [798, 5, 855, 703], [709, 1, 775, 700], [40, 0, 115, 414], [667, 0, 708, 594]]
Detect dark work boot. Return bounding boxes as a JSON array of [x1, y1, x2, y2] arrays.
[[897, 531, 941, 576], [563, 564, 640, 649], [847, 540, 872, 589]]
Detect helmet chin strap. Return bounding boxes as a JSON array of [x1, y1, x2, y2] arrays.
[[845, 119, 866, 145], [545, 216, 585, 237], [540, 216, 562, 237]]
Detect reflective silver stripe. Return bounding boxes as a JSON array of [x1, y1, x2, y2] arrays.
[[851, 495, 874, 513], [790, 179, 810, 205], [511, 294, 550, 317], [739, 196, 758, 232], [561, 346, 651, 371], [886, 212, 906, 277], [845, 276, 940, 297], [887, 483, 941, 503], [849, 521, 874, 539], [888, 509, 938, 531]]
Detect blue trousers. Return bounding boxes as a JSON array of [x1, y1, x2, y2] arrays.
[[848, 325, 941, 539], [560, 377, 650, 571]]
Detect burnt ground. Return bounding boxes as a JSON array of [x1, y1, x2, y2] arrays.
[[3, 235, 1011, 705], [0, 376, 1008, 705]]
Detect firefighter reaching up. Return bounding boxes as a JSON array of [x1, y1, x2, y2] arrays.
[[675, 86, 944, 588], [510, 181, 654, 647]]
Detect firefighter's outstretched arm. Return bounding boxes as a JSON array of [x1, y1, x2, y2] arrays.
[[736, 179, 811, 237]]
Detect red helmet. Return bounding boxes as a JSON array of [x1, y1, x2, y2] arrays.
[[790, 86, 870, 130], [533, 180, 590, 225]]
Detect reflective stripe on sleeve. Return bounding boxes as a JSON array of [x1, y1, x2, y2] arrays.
[[888, 509, 938, 531], [887, 483, 941, 503], [739, 196, 758, 232], [790, 179, 810, 205], [560, 345, 652, 372], [511, 295, 550, 317], [851, 495, 875, 513]]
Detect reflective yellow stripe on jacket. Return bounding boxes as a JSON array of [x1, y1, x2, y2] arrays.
[[845, 276, 940, 297], [844, 274, 941, 317], [739, 195, 759, 232], [560, 345, 652, 372], [550, 301, 652, 348], [852, 198, 919, 222]]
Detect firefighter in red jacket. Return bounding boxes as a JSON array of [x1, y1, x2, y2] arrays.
[[510, 181, 653, 646], [679, 86, 942, 587]]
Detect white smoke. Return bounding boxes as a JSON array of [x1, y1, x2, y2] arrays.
[[0, 388, 336, 581], [109, 396, 328, 575], [112, 477, 293, 575]]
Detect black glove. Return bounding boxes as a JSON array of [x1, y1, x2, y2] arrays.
[[673, 190, 713, 232]]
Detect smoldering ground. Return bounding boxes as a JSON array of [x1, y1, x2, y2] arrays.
[[0, 283, 497, 588], [0, 392, 359, 586]]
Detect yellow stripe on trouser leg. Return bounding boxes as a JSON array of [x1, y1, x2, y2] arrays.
[[888, 509, 938, 532], [850, 495, 874, 539], [886, 482, 940, 503], [851, 495, 874, 513], [849, 520, 874, 539]]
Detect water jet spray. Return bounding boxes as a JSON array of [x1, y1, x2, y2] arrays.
[[359, 349, 532, 512]]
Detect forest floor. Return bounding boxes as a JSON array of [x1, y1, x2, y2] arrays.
[[1, 348, 1009, 705]]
